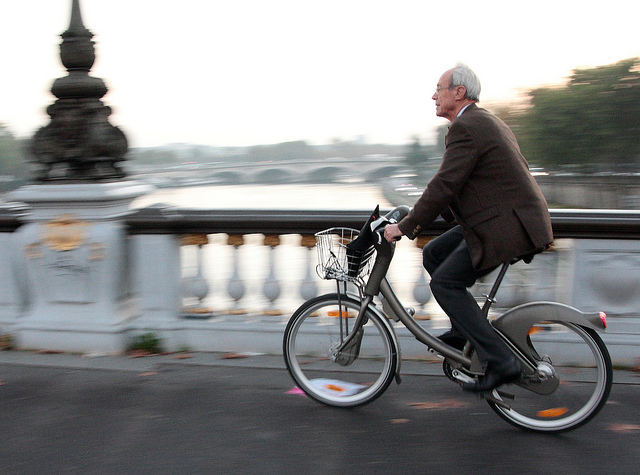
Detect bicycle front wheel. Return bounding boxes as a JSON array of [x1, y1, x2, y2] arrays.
[[283, 293, 397, 407], [488, 321, 612, 433]]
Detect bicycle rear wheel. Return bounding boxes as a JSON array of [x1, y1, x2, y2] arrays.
[[283, 293, 397, 407], [488, 321, 612, 433]]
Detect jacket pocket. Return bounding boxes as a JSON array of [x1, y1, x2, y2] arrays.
[[465, 206, 500, 227]]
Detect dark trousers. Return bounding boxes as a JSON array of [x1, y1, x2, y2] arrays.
[[423, 226, 513, 368]]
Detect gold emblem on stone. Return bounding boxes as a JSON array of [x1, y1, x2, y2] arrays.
[[43, 215, 88, 251]]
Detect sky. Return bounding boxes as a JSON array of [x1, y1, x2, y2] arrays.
[[1, 0, 640, 149]]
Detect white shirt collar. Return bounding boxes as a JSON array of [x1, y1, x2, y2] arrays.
[[457, 103, 472, 117]]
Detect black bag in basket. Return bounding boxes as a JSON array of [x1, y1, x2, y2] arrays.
[[345, 205, 379, 277]]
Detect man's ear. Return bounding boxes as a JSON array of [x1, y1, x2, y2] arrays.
[[454, 85, 467, 100]]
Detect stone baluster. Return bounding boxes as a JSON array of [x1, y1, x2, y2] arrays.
[[180, 234, 212, 318], [263, 235, 282, 315], [299, 235, 319, 301], [226, 234, 246, 314], [413, 236, 432, 320]]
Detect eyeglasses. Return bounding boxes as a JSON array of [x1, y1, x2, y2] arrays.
[[434, 85, 454, 95]]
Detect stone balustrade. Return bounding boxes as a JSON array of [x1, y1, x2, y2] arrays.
[[1, 201, 640, 365]]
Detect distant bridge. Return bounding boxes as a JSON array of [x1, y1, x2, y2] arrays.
[[131, 156, 414, 186]]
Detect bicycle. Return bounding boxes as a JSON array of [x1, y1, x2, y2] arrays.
[[283, 205, 612, 433]]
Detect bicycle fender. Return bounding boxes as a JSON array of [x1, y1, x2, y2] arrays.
[[492, 302, 606, 361]]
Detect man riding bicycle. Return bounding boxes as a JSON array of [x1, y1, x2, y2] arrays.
[[384, 63, 553, 393]]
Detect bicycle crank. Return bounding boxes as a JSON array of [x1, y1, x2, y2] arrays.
[[443, 360, 476, 384]]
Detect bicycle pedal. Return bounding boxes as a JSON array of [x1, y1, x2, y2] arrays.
[[496, 389, 515, 400]]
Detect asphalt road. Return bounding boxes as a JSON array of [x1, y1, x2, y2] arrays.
[[0, 352, 639, 474]]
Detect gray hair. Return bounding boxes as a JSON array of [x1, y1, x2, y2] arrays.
[[450, 63, 481, 102]]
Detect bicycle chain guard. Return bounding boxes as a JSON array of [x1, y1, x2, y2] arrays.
[[515, 358, 559, 395]]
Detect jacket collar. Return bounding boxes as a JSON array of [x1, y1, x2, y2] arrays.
[[458, 102, 478, 117]]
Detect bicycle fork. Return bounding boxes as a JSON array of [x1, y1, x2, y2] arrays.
[[332, 281, 370, 366]]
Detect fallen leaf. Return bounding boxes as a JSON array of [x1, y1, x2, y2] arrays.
[[221, 353, 250, 359], [609, 424, 640, 433], [391, 418, 410, 424], [408, 399, 468, 410], [138, 371, 157, 377], [173, 353, 193, 360]]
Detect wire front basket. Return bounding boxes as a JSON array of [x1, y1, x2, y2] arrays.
[[315, 227, 376, 283]]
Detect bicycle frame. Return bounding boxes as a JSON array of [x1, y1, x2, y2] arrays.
[[330, 225, 476, 371]]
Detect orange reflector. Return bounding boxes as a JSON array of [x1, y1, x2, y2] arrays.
[[327, 310, 352, 318], [537, 407, 569, 418], [599, 312, 607, 328]]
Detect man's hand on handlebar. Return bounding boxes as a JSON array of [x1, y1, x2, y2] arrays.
[[384, 223, 404, 243]]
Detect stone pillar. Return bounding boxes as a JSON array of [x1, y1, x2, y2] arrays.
[[556, 238, 640, 365], [131, 234, 181, 324], [560, 239, 640, 315], [0, 225, 27, 329], [9, 182, 150, 353]]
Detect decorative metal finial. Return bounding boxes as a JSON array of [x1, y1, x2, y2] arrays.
[[30, 0, 128, 182]]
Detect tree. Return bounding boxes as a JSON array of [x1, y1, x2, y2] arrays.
[[0, 124, 28, 178], [516, 58, 640, 170], [404, 136, 430, 170]]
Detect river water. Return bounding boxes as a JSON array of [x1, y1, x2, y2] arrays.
[[131, 183, 393, 210]]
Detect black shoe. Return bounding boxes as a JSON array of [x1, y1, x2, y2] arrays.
[[462, 357, 521, 393], [438, 330, 467, 351]]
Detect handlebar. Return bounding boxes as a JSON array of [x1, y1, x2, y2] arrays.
[[371, 205, 411, 244], [347, 205, 411, 252]]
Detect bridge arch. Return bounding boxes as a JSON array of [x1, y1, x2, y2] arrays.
[[306, 166, 353, 183], [212, 170, 244, 185], [251, 168, 296, 184]]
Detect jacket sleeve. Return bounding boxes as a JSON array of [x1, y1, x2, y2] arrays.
[[440, 208, 455, 223], [398, 121, 479, 239]]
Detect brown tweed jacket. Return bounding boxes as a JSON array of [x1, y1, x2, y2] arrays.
[[398, 104, 553, 271]]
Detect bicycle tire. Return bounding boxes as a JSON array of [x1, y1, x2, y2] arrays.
[[488, 322, 612, 433], [283, 293, 397, 407]]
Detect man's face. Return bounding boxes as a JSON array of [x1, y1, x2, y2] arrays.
[[432, 69, 456, 121]]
